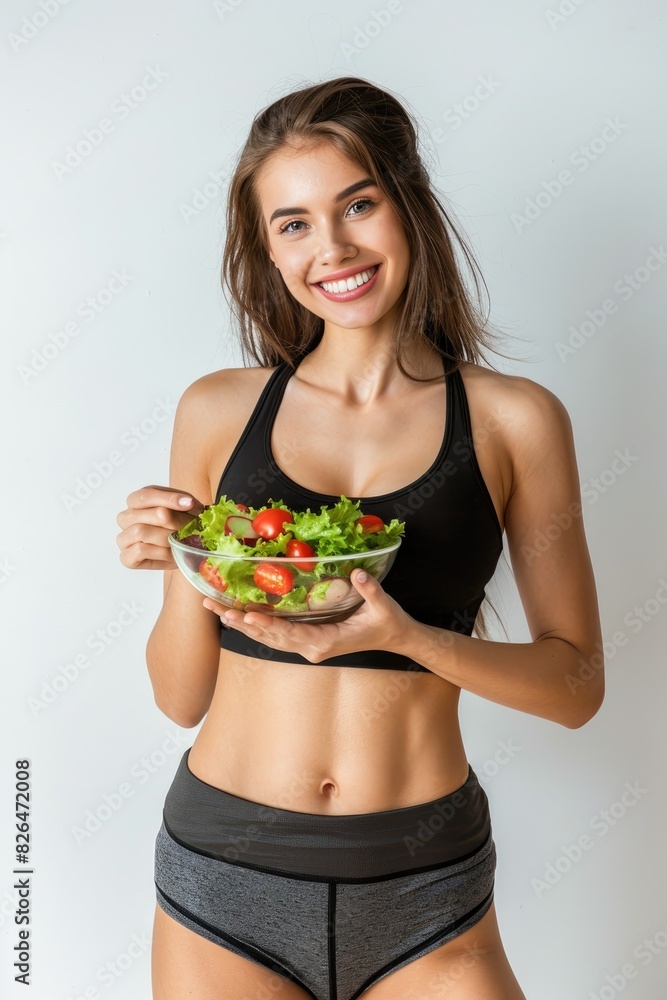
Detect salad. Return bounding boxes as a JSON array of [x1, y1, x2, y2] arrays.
[[175, 494, 405, 613]]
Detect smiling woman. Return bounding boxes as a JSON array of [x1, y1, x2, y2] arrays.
[[221, 78, 510, 394], [258, 146, 412, 334], [115, 75, 604, 1000]]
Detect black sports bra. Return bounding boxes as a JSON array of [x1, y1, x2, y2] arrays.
[[215, 353, 504, 671]]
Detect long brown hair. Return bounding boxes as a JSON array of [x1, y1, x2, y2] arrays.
[[221, 75, 516, 640], [222, 76, 512, 382]]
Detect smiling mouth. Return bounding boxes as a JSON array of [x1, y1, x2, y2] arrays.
[[316, 264, 379, 294]]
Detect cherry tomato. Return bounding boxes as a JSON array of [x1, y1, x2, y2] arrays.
[[253, 562, 294, 596], [252, 507, 294, 540], [235, 503, 250, 512], [355, 515, 384, 534], [285, 539, 317, 573], [199, 558, 227, 592]]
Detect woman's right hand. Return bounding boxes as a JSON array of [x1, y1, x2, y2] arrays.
[[115, 485, 207, 570]]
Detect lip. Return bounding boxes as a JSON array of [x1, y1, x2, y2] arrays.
[[311, 262, 382, 284], [313, 263, 381, 302]]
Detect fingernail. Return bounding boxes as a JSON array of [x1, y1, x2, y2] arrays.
[[178, 496, 193, 506]]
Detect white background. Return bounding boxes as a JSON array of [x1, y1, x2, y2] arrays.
[[1, 1, 666, 997]]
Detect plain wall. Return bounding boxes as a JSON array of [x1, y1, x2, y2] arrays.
[[1, 1, 666, 997]]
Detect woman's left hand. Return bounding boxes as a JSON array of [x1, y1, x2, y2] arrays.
[[203, 569, 412, 663]]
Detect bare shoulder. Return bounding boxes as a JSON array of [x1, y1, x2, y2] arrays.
[[461, 362, 576, 502], [173, 366, 280, 501], [458, 360, 574, 482], [178, 364, 279, 415]]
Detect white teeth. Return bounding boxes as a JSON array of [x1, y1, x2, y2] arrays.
[[319, 265, 377, 294]]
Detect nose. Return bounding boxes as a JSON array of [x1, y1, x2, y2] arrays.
[[313, 220, 357, 265], [310, 246, 358, 289]]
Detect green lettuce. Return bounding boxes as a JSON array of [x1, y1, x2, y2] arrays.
[[271, 585, 309, 612], [177, 494, 405, 609]]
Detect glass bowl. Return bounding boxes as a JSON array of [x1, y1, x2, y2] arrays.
[[168, 532, 402, 623]]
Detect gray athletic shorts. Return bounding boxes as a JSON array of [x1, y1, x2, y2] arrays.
[[154, 748, 496, 1000]]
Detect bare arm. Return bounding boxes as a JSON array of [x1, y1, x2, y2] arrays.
[[143, 377, 224, 728], [391, 378, 605, 729]]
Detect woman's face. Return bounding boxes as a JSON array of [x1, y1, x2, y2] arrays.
[[255, 141, 411, 332]]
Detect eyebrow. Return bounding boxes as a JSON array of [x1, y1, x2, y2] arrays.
[[268, 177, 377, 225]]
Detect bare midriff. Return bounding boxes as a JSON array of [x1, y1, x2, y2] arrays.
[[185, 356, 508, 816], [186, 654, 470, 815]]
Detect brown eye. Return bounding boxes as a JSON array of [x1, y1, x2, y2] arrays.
[[278, 219, 306, 235]]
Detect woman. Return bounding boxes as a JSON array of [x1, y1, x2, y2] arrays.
[[116, 77, 604, 1000]]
